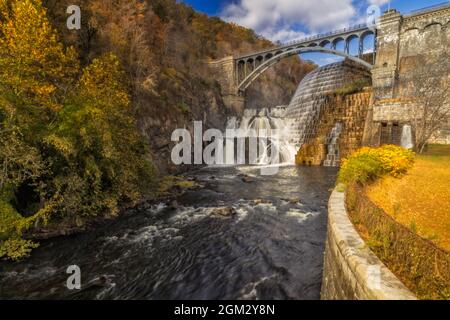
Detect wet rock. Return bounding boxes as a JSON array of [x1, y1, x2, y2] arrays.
[[282, 197, 301, 204], [212, 207, 237, 217], [253, 199, 271, 205], [241, 175, 254, 183], [129, 230, 139, 236], [167, 200, 179, 210]]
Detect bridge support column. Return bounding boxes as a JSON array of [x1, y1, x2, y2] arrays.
[[371, 9, 402, 100], [208, 56, 245, 115], [358, 39, 364, 58]]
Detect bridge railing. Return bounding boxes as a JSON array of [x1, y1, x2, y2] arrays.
[[281, 23, 369, 47], [237, 23, 370, 60]]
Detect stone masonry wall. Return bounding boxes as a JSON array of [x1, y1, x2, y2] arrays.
[[207, 56, 245, 115], [369, 6, 450, 145], [321, 190, 417, 300], [296, 90, 372, 166]]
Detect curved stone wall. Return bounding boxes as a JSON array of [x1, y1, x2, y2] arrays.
[[321, 189, 417, 300]]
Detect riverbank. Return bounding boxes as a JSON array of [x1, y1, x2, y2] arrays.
[[17, 176, 202, 242], [0, 166, 337, 299]]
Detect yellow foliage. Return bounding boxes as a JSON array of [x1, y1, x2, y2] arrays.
[[338, 145, 415, 185], [0, 0, 79, 108], [0, 1, 154, 260], [0, 238, 39, 261], [366, 146, 450, 251]]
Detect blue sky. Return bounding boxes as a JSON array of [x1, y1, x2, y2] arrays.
[[180, 0, 449, 65]]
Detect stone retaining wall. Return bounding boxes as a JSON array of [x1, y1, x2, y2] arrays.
[[296, 90, 372, 166], [320, 189, 417, 300]]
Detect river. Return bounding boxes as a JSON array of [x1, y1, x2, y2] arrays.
[[0, 165, 337, 299]]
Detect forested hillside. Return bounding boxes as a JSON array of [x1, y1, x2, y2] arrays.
[[44, 0, 315, 171], [0, 0, 314, 260]]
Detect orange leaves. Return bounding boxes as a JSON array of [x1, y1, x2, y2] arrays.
[[0, 0, 79, 110]]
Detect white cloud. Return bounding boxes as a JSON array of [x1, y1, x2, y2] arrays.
[[221, 0, 358, 42], [320, 57, 343, 63], [367, 0, 390, 5], [264, 29, 308, 44]]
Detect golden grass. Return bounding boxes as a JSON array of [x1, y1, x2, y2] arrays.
[[365, 145, 450, 252]]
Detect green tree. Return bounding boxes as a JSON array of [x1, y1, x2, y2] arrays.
[[0, 1, 153, 260], [47, 53, 153, 218]]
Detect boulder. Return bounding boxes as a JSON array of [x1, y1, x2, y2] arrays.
[[253, 199, 271, 205], [212, 207, 237, 217]]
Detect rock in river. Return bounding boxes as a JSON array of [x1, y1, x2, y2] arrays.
[[241, 175, 254, 183], [212, 207, 237, 217]]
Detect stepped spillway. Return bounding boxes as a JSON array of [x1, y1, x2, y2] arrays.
[[285, 59, 371, 148]]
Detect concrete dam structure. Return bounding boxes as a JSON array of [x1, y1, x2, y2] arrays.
[[285, 60, 371, 164], [209, 3, 450, 162]]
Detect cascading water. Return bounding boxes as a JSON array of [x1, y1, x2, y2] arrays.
[[401, 124, 414, 149], [225, 107, 297, 165], [225, 59, 370, 167], [285, 60, 371, 149], [323, 122, 343, 167]]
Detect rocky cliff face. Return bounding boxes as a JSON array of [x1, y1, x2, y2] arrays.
[[45, 0, 314, 173]]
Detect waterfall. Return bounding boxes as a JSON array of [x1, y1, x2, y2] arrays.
[[323, 123, 343, 167], [401, 124, 414, 149], [285, 60, 371, 149], [225, 107, 297, 165], [223, 59, 371, 168]]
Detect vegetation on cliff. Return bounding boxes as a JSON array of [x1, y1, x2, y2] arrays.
[[43, 0, 314, 170], [0, 0, 153, 260]]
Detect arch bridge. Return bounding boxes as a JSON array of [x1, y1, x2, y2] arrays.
[[207, 2, 450, 114], [234, 23, 376, 93]]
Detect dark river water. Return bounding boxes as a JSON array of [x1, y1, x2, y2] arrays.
[[0, 165, 337, 300]]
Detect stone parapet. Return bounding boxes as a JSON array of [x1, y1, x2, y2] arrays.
[[321, 189, 417, 300]]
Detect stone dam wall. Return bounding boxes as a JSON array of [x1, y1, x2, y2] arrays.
[[296, 90, 372, 166], [320, 189, 417, 300]]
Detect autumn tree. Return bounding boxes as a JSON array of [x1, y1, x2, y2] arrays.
[[0, 0, 79, 142], [0, 0, 153, 260], [47, 53, 154, 218], [401, 53, 450, 153], [0, 0, 79, 237]]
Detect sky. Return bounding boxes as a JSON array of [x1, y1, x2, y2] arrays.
[[180, 0, 449, 65]]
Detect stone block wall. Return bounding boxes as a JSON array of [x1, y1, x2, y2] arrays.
[[369, 5, 450, 145], [321, 190, 417, 300], [207, 56, 245, 115], [296, 90, 372, 166]]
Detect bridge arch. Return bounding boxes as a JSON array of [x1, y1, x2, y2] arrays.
[[237, 46, 373, 92], [319, 39, 331, 48], [331, 37, 345, 50], [360, 30, 376, 56], [345, 34, 360, 55]]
